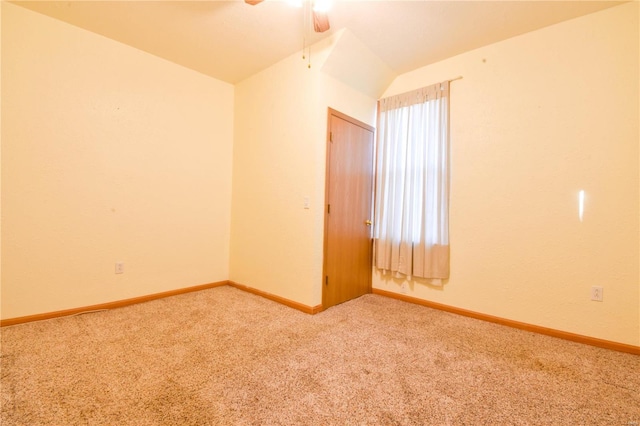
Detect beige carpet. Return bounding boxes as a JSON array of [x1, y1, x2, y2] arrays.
[[1, 285, 639, 425]]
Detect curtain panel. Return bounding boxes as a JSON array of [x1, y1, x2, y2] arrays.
[[374, 81, 450, 279]]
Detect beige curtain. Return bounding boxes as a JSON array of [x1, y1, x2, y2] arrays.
[[374, 81, 450, 279]]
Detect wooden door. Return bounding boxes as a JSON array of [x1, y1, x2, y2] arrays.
[[323, 109, 375, 309]]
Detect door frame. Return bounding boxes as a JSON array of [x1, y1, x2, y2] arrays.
[[322, 107, 376, 309]]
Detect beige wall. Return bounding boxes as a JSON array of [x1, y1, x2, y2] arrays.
[[1, 3, 234, 319], [230, 33, 377, 307], [0, 2, 3, 316], [375, 3, 640, 345], [2, 2, 637, 347]]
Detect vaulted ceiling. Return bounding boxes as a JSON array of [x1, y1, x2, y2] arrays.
[[12, 1, 624, 84]]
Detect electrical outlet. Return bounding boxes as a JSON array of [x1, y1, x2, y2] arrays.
[[591, 286, 603, 302], [400, 282, 408, 294], [115, 262, 124, 274]]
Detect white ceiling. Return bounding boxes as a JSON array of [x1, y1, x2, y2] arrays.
[[12, 0, 624, 84]]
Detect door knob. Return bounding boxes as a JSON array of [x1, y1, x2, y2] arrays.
[[365, 220, 372, 226]]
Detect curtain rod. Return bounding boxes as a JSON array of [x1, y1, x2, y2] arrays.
[[378, 76, 463, 105]]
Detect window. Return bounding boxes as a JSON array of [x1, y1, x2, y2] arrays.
[[373, 81, 450, 279]]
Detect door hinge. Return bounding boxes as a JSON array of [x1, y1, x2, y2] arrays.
[[327, 204, 331, 214], [329, 132, 333, 142], [325, 275, 328, 285]]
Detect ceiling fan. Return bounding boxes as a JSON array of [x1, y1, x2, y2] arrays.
[[244, 0, 331, 33]]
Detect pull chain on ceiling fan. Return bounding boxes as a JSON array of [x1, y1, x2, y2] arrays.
[[244, 0, 331, 33]]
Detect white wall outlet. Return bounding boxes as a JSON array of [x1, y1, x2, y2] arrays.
[[115, 262, 124, 274], [400, 282, 408, 294], [303, 196, 310, 209], [591, 286, 603, 302]]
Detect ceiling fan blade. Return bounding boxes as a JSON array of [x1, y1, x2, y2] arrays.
[[245, 0, 264, 5], [313, 10, 330, 33]]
